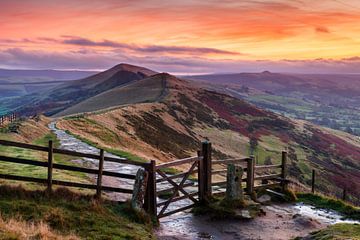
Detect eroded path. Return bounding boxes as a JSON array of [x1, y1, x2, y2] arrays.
[[49, 121, 359, 240]]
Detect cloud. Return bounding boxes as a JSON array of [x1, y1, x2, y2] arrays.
[[58, 36, 242, 56], [2, 47, 360, 74], [315, 26, 330, 33]]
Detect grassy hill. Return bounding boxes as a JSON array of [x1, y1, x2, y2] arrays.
[[55, 73, 168, 117], [55, 70, 360, 204], [186, 72, 360, 135], [2, 64, 157, 116]]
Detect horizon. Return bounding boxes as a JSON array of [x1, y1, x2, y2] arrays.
[[1, 1, 360, 74]]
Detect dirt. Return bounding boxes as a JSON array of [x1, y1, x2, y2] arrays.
[[155, 204, 330, 240]]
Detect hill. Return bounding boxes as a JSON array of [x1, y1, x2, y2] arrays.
[[3, 63, 157, 116], [54, 69, 360, 203], [186, 72, 360, 135]]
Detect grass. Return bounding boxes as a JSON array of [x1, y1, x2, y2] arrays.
[[0, 132, 91, 191], [64, 127, 147, 164], [297, 193, 360, 221], [298, 223, 360, 240], [0, 185, 155, 239]]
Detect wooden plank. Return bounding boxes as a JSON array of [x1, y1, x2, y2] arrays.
[[156, 182, 194, 195], [156, 156, 199, 169], [52, 179, 133, 194], [96, 149, 104, 199], [254, 182, 281, 190], [158, 204, 196, 218], [0, 173, 47, 184], [212, 158, 250, 165], [156, 170, 197, 183], [104, 156, 149, 167], [0, 139, 48, 152], [254, 174, 282, 181], [255, 164, 282, 170], [47, 140, 53, 192], [0, 155, 47, 167], [157, 192, 198, 207]]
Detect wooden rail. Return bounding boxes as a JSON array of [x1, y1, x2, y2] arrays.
[[0, 139, 150, 199]]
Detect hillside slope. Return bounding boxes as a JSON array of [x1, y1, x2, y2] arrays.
[[55, 73, 167, 117], [56, 72, 360, 203], [4, 63, 157, 116]]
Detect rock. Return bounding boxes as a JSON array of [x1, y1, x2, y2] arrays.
[[257, 194, 272, 204], [292, 213, 301, 219], [226, 164, 244, 202], [131, 168, 148, 210]]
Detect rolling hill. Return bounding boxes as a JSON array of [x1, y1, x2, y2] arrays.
[[3, 64, 157, 116], [186, 72, 360, 135], [50, 65, 360, 204]]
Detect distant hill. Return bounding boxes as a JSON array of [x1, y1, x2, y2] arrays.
[[0, 69, 98, 99], [3, 63, 157, 116], [0, 69, 98, 81], [185, 72, 360, 135]]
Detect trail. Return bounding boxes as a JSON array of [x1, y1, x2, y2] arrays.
[[49, 121, 359, 240]]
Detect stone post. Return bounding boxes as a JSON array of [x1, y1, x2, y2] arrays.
[[226, 164, 244, 202], [132, 168, 149, 210]]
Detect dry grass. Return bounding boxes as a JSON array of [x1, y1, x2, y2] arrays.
[[0, 216, 79, 240]]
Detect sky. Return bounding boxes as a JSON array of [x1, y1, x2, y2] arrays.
[[1, 0, 360, 74]]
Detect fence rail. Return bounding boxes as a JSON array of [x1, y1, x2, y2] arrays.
[[0, 139, 150, 198]]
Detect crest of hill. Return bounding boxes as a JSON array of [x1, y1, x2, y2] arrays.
[[55, 72, 175, 117], [8, 64, 158, 116]]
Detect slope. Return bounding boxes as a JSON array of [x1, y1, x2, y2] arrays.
[[3, 63, 157, 116], [55, 73, 168, 117], [56, 72, 360, 204]]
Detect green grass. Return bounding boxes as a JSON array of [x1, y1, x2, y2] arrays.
[[297, 193, 360, 221], [0, 132, 91, 189], [299, 223, 360, 240], [0, 185, 155, 239]]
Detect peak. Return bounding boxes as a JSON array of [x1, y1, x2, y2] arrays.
[[108, 63, 157, 76], [261, 70, 271, 74]]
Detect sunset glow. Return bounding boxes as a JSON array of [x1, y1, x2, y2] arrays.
[[1, 0, 360, 73]]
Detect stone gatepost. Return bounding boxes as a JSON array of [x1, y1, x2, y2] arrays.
[[131, 168, 149, 210], [226, 164, 244, 201]]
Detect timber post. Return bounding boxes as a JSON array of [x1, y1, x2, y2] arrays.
[[281, 151, 288, 192], [311, 169, 316, 194], [202, 141, 212, 199], [96, 149, 105, 199], [47, 140, 53, 193], [144, 160, 157, 218], [197, 150, 205, 203], [246, 155, 255, 196]]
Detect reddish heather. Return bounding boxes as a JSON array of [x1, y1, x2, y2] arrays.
[[311, 129, 360, 160], [200, 95, 249, 136]]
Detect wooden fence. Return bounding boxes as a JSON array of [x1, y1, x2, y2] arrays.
[[0, 139, 288, 220], [143, 142, 288, 219], [0, 113, 17, 126], [0, 139, 150, 198]]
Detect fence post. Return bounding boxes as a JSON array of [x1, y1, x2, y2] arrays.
[[342, 188, 347, 201], [246, 156, 255, 197], [197, 150, 205, 203], [281, 151, 288, 192], [311, 169, 316, 194], [47, 140, 53, 193], [96, 149, 105, 199], [202, 141, 212, 199], [144, 160, 157, 218]]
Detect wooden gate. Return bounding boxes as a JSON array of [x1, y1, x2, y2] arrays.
[[155, 156, 201, 218]]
